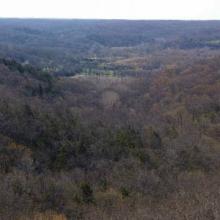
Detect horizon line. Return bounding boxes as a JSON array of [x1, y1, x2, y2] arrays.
[[0, 17, 220, 22]]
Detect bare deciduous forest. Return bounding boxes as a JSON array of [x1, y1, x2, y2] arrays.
[[0, 19, 220, 219]]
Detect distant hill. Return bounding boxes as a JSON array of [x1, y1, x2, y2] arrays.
[[1, 19, 220, 74]]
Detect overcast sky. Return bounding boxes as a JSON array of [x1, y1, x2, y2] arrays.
[[0, 0, 219, 20]]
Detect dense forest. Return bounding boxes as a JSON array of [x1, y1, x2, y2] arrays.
[[0, 19, 220, 219]]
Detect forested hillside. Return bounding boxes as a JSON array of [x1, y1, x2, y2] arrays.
[[0, 20, 220, 219], [1, 19, 220, 75]]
